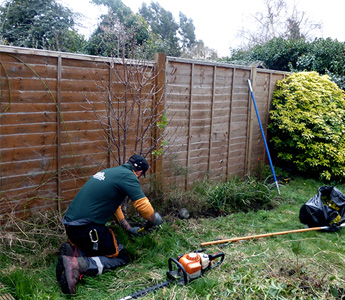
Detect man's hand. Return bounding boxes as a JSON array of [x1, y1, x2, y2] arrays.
[[152, 212, 162, 226], [128, 226, 141, 236]]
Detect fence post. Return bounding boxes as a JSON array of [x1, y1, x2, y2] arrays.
[[153, 53, 166, 190], [185, 63, 195, 190], [107, 61, 114, 169], [246, 66, 257, 174], [56, 55, 62, 213], [264, 72, 273, 164], [208, 66, 216, 174], [226, 68, 235, 181]]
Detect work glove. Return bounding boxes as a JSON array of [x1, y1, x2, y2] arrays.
[[152, 212, 163, 226], [128, 226, 141, 236]]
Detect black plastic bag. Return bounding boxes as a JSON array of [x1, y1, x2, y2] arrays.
[[299, 186, 345, 229]]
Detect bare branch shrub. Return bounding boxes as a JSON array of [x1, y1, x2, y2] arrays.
[[87, 55, 167, 166]]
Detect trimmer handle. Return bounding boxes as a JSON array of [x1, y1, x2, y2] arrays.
[[208, 252, 225, 268], [167, 257, 188, 285]]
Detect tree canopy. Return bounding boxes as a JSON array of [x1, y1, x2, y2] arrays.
[[139, 2, 180, 57], [0, 0, 86, 52], [0, 0, 203, 59], [87, 0, 150, 57], [87, 0, 200, 59]]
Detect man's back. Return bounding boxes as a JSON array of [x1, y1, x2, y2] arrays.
[[65, 164, 145, 224]]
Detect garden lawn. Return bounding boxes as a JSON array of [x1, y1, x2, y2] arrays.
[[1, 176, 345, 299]]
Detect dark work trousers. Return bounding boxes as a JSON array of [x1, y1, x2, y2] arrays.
[[65, 223, 129, 275]]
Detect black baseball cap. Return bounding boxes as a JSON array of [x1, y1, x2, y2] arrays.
[[128, 154, 149, 177]]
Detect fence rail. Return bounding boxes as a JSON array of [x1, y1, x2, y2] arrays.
[[0, 45, 288, 219]]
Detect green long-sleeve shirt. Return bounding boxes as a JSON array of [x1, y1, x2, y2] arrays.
[[64, 164, 146, 225]]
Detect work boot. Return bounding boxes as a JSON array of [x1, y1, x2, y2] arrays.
[[58, 242, 83, 257], [56, 255, 88, 295]]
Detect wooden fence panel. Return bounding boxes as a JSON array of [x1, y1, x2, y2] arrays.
[[0, 52, 59, 218], [163, 57, 288, 190], [246, 70, 287, 172], [58, 58, 110, 211], [0, 46, 157, 218], [0, 46, 289, 219]]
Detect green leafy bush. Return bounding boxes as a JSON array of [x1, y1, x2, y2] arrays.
[[269, 71, 345, 181], [294, 38, 345, 89], [225, 38, 309, 71], [224, 37, 345, 89]]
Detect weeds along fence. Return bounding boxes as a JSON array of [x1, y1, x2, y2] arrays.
[[0, 45, 288, 220]]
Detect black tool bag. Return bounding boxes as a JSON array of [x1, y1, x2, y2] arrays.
[[299, 186, 345, 229]]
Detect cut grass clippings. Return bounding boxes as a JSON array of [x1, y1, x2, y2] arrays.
[[1, 176, 345, 299]]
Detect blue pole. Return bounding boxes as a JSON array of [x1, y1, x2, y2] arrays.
[[248, 79, 280, 195]]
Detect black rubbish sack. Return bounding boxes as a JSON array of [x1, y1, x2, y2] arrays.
[[299, 186, 345, 229]]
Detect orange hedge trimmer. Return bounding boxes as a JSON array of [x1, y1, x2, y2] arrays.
[[117, 250, 224, 300]]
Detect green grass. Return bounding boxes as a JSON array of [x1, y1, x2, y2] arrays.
[[1, 175, 345, 299]]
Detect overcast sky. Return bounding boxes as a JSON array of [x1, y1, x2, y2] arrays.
[[60, 0, 345, 57]]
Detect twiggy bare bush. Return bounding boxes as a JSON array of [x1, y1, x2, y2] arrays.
[[87, 56, 167, 165]]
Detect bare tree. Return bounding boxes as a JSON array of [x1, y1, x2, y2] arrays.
[[87, 55, 167, 167], [282, 6, 322, 40], [238, 0, 322, 47]]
